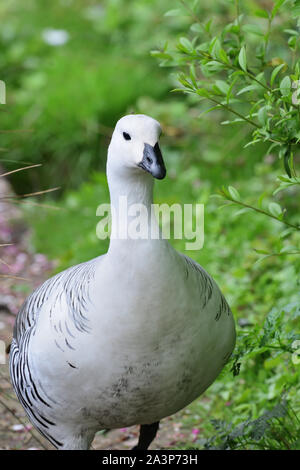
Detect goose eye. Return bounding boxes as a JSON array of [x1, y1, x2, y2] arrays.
[[123, 132, 131, 141]]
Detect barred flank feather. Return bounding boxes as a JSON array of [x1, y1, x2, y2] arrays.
[[10, 257, 99, 448]]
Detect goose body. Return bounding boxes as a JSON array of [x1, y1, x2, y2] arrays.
[[10, 115, 235, 449]]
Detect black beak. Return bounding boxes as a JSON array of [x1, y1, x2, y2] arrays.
[[138, 142, 166, 180]]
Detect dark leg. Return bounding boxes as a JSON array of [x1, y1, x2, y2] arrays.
[[132, 422, 160, 450]]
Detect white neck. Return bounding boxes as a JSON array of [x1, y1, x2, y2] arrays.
[[106, 162, 160, 254]]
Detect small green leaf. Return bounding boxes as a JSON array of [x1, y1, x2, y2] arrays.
[[171, 88, 188, 93], [198, 105, 220, 118], [221, 118, 245, 125], [234, 208, 252, 217], [272, 0, 286, 19], [268, 202, 282, 217], [204, 19, 213, 33], [165, 9, 182, 16], [257, 106, 268, 125], [284, 29, 299, 36], [189, 64, 197, 87], [257, 192, 267, 208], [204, 61, 224, 72], [150, 50, 172, 60], [270, 63, 285, 86], [254, 9, 270, 18], [254, 248, 270, 254], [215, 80, 229, 95], [242, 24, 264, 36], [280, 76, 291, 96], [237, 84, 259, 96], [211, 38, 221, 59], [190, 23, 203, 33], [238, 46, 247, 72], [228, 186, 240, 200], [288, 36, 297, 49], [244, 139, 260, 148], [219, 48, 229, 64], [179, 37, 194, 53], [196, 88, 210, 97]]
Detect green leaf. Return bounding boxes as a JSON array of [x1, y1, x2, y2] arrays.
[[204, 19, 213, 33], [196, 88, 210, 98], [189, 64, 197, 87], [280, 76, 291, 96], [284, 29, 299, 36], [257, 192, 267, 208], [237, 84, 259, 96], [221, 118, 245, 125], [257, 106, 268, 125], [228, 186, 240, 200], [165, 9, 182, 16], [288, 36, 297, 49], [204, 61, 224, 72], [234, 208, 252, 217], [238, 46, 247, 72], [190, 23, 203, 34], [277, 175, 294, 183], [242, 24, 264, 36], [254, 9, 270, 18], [219, 48, 230, 64], [244, 139, 260, 148], [291, 4, 300, 17], [254, 248, 270, 254], [198, 105, 221, 118], [215, 80, 229, 95], [150, 50, 172, 60], [268, 202, 282, 217], [272, 0, 286, 19], [270, 63, 285, 86], [179, 37, 194, 53], [178, 75, 194, 89], [171, 88, 188, 93], [211, 37, 222, 59]]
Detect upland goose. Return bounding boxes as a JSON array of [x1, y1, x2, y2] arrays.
[[10, 114, 235, 450]]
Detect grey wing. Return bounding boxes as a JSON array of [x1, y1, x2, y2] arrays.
[[9, 255, 102, 448], [181, 254, 231, 321]]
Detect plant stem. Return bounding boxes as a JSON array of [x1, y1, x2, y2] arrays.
[[203, 95, 261, 128], [263, 15, 272, 64], [235, 0, 242, 47], [221, 194, 300, 230]]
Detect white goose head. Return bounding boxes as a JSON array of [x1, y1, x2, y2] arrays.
[[107, 114, 166, 180]]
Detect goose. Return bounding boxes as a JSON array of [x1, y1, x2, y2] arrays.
[[9, 114, 236, 450]]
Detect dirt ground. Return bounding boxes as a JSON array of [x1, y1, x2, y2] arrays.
[[0, 177, 196, 450]]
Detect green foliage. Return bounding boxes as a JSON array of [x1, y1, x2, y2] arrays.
[[26, 173, 110, 268], [231, 302, 300, 377], [154, 0, 300, 177], [0, 0, 181, 192], [200, 398, 300, 450]]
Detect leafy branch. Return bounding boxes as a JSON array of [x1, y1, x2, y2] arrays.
[[219, 185, 300, 231], [155, 0, 300, 177]]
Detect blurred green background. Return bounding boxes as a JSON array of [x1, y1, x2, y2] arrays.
[[1, 0, 299, 449]]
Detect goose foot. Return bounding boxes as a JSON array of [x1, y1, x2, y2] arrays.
[[132, 421, 160, 450]]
